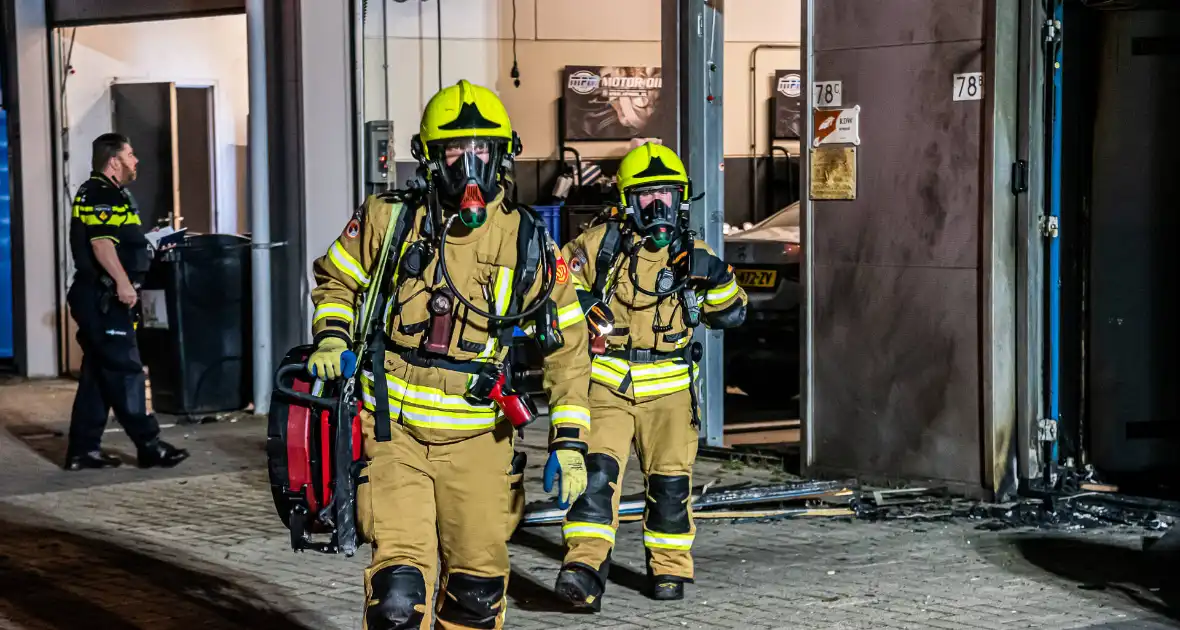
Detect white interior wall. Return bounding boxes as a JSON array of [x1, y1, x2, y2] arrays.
[[363, 0, 801, 161], [62, 15, 249, 236]]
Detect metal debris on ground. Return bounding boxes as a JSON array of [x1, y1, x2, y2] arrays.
[[522, 476, 1178, 535], [521, 479, 853, 526], [849, 484, 1177, 534], [966, 493, 1176, 533]]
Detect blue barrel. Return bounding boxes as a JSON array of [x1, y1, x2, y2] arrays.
[[533, 205, 562, 244]]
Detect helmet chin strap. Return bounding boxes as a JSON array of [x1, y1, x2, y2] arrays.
[[458, 179, 488, 228]]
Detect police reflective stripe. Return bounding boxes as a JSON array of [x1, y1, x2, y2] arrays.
[[74, 204, 139, 226], [562, 521, 616, 543], [556, 302, 585, 329], [313, 303, 356, 324], [328, 241, 371, 288], [360, 370, 498, 431], [643, 530, 694, 550], [550, 405, 591, 429], [493, 266, 512, 316], [705, 279, 739, 306]]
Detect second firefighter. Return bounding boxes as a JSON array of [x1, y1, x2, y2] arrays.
[[554, 142, 747, 609]]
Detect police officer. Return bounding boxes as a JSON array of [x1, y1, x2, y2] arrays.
[[65, 133, 189, 471], [307, 80, 592, 630], [554, 142, 747, 608]]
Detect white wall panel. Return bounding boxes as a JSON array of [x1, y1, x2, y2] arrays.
[[536, 0, 660, 41], [363, 0, 536, 41], [724, 43, 801, 157], [726, 0, 802, 43]]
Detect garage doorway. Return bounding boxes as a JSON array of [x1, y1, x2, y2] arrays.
[[110, 81, 217, 233]]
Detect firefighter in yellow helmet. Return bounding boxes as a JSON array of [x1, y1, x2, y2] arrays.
[[553, 142, 747, 609], [306, 80, 592, 629]]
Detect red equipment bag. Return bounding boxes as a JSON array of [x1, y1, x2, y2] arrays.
[[266, 344, 363, 555]]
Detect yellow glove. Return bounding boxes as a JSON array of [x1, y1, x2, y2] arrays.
[[544, 449, 588, 508], [307, 337, 350, 380]]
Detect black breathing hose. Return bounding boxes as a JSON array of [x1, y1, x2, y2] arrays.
[[436, 213, 556, 321], [627, 235, 690, 299]]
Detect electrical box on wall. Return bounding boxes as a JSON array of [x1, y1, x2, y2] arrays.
[[365, 121, 392, 185]]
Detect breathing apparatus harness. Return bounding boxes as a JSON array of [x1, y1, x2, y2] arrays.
[[361, 137, 562, 435], [588, 189, 708, 427]]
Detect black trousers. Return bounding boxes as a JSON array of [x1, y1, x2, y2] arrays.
[[67, 282, 160, 456]]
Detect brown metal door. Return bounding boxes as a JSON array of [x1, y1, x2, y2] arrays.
[[111, 82, 180, 229]]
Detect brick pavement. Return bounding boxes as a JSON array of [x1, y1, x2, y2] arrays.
[[1, 379, 1178, 629]]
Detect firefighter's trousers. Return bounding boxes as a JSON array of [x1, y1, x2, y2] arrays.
[[356, 412, 523, 630], [561, 384, 698, 582]]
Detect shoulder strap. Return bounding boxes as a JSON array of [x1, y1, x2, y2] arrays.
[[353, 200, 414, 343], [512, 206, 542, 313], [591, 221, 623, 299], [493, 205, 543, 348], [356, 198, 415, 444]]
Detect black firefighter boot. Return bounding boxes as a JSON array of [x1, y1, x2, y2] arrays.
[[137, 439, 190, 469], [554, 564, 605, 612], [649, 575, 686, 601]]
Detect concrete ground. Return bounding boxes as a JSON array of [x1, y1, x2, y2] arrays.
[[0, 377, 1177, 630]]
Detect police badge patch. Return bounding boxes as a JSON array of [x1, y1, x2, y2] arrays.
[[95, 205, 112, 223]]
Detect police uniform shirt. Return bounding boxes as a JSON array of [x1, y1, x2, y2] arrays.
[[69, 172, 150, 284]]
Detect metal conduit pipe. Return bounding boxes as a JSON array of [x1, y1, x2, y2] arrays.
[[748, 44, 798, 223], [246, 0, 273, 415], [354, 0, 367, 204], [383, 0, 393, 190]]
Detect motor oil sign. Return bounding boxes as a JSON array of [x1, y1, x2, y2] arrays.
[[812, 105, 861, 147], [773, 69, 804, 139]]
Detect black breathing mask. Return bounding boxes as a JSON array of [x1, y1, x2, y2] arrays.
[[626, 185, 683, 248], [429, 138, 507, 229]]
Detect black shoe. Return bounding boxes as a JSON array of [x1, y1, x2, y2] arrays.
[[137, 439, 190, 469], [649, 576, 685, 601], [65, 451, 123, 471], [554, 565, 604, 612]]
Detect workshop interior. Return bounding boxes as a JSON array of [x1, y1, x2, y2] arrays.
[[0, 0, 1175, 503]]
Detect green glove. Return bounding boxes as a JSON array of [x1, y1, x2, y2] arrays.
[[544, 449, 588, 508], [307, 337, 349, 380]]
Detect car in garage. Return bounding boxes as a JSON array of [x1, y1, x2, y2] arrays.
[[723, 202, 801, 399]]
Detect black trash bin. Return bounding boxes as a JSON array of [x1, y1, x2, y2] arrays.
[[138, 233, 253, 416]]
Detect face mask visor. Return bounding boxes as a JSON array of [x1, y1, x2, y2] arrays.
[[626, 184, 682, 246], [431, 137, 505, 202]]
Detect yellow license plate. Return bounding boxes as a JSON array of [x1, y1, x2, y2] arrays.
[[735, 269, 777, 288]]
